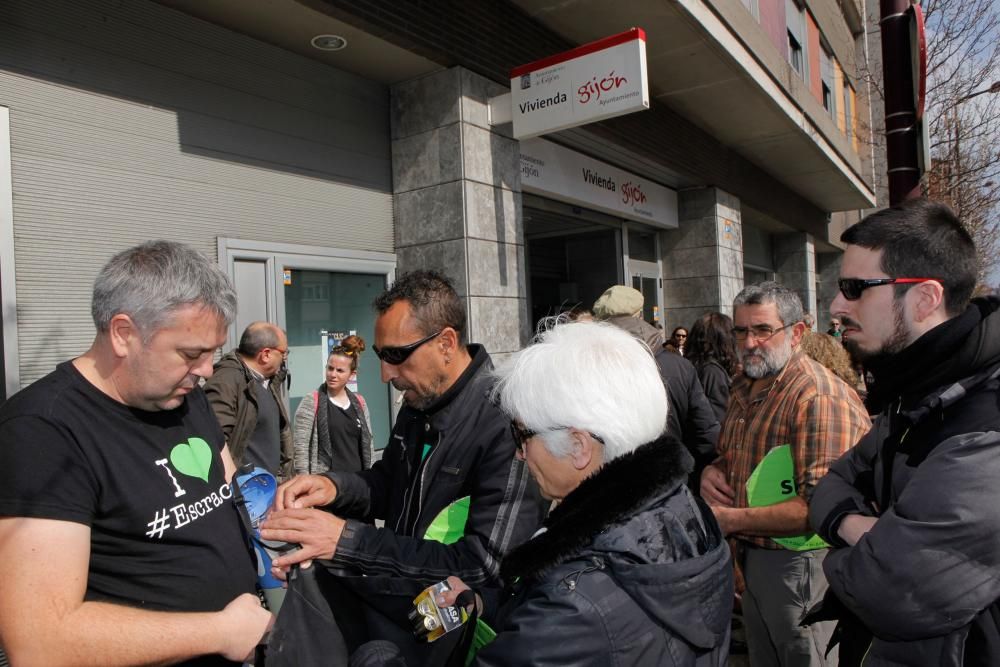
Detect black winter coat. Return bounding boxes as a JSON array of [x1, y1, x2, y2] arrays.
[[475, 438, 733, 666], [655, 350, 721, 480], [693, 359, 732, 425], [810, 297, 1000, 666]]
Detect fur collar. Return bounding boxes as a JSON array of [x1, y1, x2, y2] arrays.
[[500, 438, 693, 583]]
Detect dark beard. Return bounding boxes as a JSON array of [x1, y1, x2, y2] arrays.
[[843, 300, 909, 364]]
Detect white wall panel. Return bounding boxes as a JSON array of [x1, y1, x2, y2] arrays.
[[0, 0, 394, 387]]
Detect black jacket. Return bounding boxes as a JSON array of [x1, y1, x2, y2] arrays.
[[810, 297, 1000, 666], [318, 346, 545, 662], [475, 438, 732, 666], [693, 359, 732, 424], [656, 350, 721, 478]]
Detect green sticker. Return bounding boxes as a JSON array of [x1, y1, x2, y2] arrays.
[[745, 444, 827, 551], [424, 496, 470, 545], [169, 437, 213, 483]]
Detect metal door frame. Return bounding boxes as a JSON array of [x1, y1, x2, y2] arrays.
[[217, 237, 396, 351], [622, 222, 664, 324]]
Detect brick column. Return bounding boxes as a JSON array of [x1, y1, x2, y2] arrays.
[[390, 67, 528, 356], [662, 187, 744, 331]]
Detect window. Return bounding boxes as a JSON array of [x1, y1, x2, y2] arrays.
[[820, 46, 836, 120], [786, 0, 807, 79], [843, 82, 854, 141], [788, 32, 804, 75]]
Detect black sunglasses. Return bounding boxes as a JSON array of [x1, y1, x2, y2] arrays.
[[837, 277, 937, 301], [509, 421, 606, 454], [510, 421, 537, 452], [372, 330, 442, 365]]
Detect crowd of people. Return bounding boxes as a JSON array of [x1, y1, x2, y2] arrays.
[[0, 197, 998, 667]]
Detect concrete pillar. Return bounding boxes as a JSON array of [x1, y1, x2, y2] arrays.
[[662, 187, 743, 332], [815, 252, 843, 331], [390, 67, 528, 356], [774, 232, 818, 325]]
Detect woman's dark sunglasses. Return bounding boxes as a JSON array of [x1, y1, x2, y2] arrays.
[[372, 330, 441, 365], [837, 277, 937, 301]]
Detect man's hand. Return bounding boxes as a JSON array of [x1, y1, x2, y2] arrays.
[[838, 514, 878, 547], [701, 464, 736, 507], [216, 593, 273, 663], [273, 474, 337, 511], [261, 508, 346, 574], [437, 576, 483, 616]]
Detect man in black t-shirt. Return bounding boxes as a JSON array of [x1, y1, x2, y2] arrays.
[[0, 241, 271, 665]]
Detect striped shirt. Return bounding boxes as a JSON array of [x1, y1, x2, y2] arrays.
[[715, 351, 871, 549]]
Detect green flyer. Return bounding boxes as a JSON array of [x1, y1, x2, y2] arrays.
[[745, 444, 827, 551]]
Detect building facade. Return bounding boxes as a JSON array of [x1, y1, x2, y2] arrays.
[[0, 0, 876, 416]]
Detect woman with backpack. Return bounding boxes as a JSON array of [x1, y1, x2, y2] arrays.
[[293, 335, 374, 475]]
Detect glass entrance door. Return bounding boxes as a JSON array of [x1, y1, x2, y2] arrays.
[[219, 239, 395, 450], [281, 268, 391, 447], [625, 225, 663, 328]]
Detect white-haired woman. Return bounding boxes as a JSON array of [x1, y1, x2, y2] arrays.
[[440, 321, 733, 666]]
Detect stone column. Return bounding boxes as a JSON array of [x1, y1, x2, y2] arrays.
[[774, 232, 818, 325], [390, 68, 528, 357], [815, 252, 843, 331], [662, 187, 743, 332]]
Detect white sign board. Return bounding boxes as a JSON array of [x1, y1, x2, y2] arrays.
[[520, 138, 678, 229], [511, 28, 649, 139]]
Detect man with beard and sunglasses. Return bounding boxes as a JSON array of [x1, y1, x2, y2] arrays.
[[261, 270, 545, 664], [808, 199, 1000, 667], [701, 281, 870, 667]]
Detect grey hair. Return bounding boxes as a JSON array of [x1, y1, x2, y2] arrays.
[[733, 281, 804, 327], [492, 320, 668, 463], [91, 240, 237, 338]]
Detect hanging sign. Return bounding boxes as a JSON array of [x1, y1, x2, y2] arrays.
[[510, 28, 649, 139]]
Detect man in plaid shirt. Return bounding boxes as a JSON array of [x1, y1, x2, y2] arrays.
[[701, 282, 870, 667]]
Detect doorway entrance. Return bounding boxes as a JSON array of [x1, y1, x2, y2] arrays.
[[524, 202, 623, 327], [218, 238, 395, 448], [524, 198, 665, 332]]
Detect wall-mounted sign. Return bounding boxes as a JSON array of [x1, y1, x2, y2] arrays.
[[510, 28, 649, 139], [520, 138, 678, 229]]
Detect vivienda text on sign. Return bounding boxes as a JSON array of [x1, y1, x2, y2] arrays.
[[510, 28, 649, 139], [520, 138, 678, 229]]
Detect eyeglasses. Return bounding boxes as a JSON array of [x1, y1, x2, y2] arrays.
[[510, 421, 537, 453], [731, 323, 794, 342], [509, 421, 606, 455], [372, 330, 442, 365], [269, 347, 289, 360], [837, 277, 938, 301]]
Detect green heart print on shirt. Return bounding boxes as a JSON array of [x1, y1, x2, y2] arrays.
[[170, 437, 213, 483]]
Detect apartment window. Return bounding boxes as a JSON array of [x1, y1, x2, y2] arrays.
[[843, 82, 854, 140], [786, 0, 807, 79], [788, 32, 804, 74], [820, 46, 836, 119]]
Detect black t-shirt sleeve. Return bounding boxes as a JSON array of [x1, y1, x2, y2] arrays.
[[0, 414, 99, 525]]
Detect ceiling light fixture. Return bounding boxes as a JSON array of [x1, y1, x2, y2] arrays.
[[311, 34, 348, 51]]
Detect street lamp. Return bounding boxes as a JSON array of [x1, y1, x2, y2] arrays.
[[957, 81, 1000, 104]]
